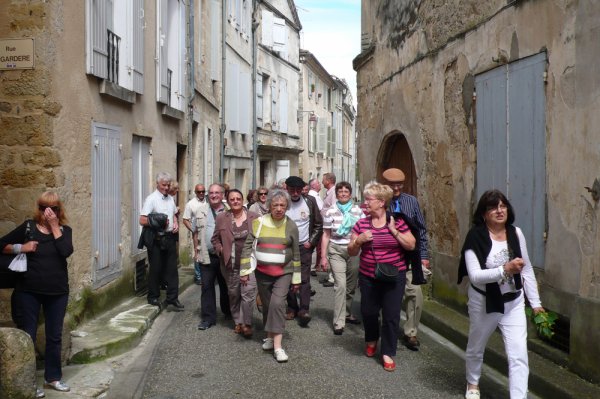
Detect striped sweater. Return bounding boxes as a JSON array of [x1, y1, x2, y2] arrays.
[[352, 217, 410, 278], [240, 215, 301, 284]]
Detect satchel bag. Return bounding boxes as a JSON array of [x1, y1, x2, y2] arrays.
[[0, 220, 34, 288], [249, 216, 264, 272], [374, 261, 399, 283], [371, 241, 399, 283]]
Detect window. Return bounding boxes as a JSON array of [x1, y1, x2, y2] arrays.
[[156, 0, 186, 110], [317, 117, 327, 154], [309, 116, 317, 152], [92, 122, 122, 288], [261, 10, 287, 60], [279, 77, 288, 133], [475, 52, 547, 267], [86, 0, 145, 93], [132, 136, 151, 254]]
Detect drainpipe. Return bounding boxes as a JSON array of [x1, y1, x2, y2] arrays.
[[187, 1, 195, 198], [251, 0, 259, 188], [220, 0, 227, 182]]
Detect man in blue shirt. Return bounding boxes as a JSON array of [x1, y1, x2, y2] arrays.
[[382, 168, 431, 351]]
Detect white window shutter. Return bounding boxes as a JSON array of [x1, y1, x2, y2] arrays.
[[86, 0, 110, 78], [210, 0, 220, 81], [239, 70, 250, 134], [256, 73, 263, 127], [271, 79, 278, 130], [317, 118, 327, 153], [262, 10, 273, 48], [273, 17, 286, 60], [226, 62, 240, 131], [156, 0, 169, 103], [279, 78, 288, 134], [132, 0, 145, 93]]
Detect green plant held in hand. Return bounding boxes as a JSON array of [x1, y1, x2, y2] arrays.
[[525, 308, 558, 339]]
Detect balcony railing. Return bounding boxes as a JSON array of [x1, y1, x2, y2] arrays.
[[107, 29, 121, 84]]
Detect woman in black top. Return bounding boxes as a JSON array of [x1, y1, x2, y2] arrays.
[[1, 191, 73, 396]]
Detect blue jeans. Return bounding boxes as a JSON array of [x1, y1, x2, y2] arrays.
[[13, 291, 68, 382], [359, 271, 406, 357]]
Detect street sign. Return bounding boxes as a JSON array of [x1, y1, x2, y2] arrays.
[[0, 38, 35, 70]]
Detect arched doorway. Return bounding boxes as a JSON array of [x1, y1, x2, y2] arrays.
[[376, 133, 417, 196]]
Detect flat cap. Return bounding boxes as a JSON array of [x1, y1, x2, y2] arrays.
[[382, 168, 405, 183], [285, 176, 306, 187]]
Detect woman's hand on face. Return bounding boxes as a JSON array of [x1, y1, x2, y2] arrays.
[[44, 207, 60, 228], [240, 275, 249, 286], [21, 241, 39, 253]]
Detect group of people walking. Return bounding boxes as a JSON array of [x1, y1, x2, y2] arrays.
[[0, 166, 544, 399]]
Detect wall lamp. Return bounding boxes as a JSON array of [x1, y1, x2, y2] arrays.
[[297, 110, 317, 122]]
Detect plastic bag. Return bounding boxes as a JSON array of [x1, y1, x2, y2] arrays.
[[8, 253, 27, 272]]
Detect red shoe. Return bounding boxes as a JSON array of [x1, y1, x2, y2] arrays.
[[365, 343, 377, 357], [382, 356, 396, 372]]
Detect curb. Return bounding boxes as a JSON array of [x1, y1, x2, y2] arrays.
[[421, 299, 600, 399]]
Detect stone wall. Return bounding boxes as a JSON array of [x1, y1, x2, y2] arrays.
[[355, 0, 600, 382]]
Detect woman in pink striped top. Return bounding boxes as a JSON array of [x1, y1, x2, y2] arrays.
[[348, 182, 416, 372]]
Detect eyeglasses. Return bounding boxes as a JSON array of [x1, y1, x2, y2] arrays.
[[39, 205, 60, 212], [258, 192, 268, 196], [364, 197, 381, 203], [487, 204, 507, 213], [390, 182, 404, 188], [209, 191, 223, 195], [195, 190, 205, 194]]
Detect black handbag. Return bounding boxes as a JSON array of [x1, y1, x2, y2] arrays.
[[374, 262, 399, 283]]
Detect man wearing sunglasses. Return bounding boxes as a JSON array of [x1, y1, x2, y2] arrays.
[[285, 176, 323, 327], [183, 184, 207, 285]]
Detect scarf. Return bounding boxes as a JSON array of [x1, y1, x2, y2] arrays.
[[458, 224, 523, 314], [335, 201, 358, 236]]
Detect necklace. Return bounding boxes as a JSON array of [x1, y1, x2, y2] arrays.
[[37, 223, 50, 234]]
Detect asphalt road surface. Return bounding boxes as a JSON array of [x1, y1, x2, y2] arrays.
[[107, 273, 516, 399]]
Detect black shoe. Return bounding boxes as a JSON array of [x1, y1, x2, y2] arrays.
[[164, 299, 185, 311], [333, 327, 344, 335], [310, 289, 316, 297], [310, 271, 317, 276], [148, 298, 161, 307], [194, 278, 202, 285], [322, 281, 334, 287], [403, 335, 420, 351], [345, 316, 361, 325], [298, 312, 311, 327], [197, 321, 215, 330]]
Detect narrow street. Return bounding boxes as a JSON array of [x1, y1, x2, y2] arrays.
[[106, 274, 514, 399]]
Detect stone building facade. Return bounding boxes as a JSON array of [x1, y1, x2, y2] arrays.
[[354, 0, 600, 381]]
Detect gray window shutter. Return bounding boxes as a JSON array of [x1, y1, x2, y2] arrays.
[[279, 78, 288, 133], [210, 0, 220, 81], [157, 0, 169, 103], [239, 70, 250, 134], [317, 118, 327, 153], [256, 73, 263, 127], [271, 79, 278, 130], [132, 0, 145, 94], [262, 10, 273, 48], [86, 0, 112, 79], [92, 122, 122, 288]]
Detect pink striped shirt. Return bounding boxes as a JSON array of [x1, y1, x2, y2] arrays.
[[352, 217, 409, 278]]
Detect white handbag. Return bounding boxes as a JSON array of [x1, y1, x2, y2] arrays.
[[8, 253, 27, 272], [249, 216, 264, 272]]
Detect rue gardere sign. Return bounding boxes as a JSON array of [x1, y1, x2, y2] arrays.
[[0, 38, 35, 70]]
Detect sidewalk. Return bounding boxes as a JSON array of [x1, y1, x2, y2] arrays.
[[43, 270, 600, 399]]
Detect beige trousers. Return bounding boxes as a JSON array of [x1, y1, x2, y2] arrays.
[[403, 270, 423, 337], [328, 242, 359, 329]]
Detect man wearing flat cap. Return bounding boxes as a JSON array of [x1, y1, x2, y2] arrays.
[[382, 168, 431, 351], [285, 176, 323, 326]]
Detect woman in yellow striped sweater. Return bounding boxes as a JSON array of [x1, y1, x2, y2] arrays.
[[240, 189, 300, 363]]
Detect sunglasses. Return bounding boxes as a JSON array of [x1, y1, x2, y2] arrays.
[[39, 205, 60, 213], [195, 190, 205, 193], [258, 192, 268, 196]]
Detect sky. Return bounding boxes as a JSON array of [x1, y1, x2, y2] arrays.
[[295, 0, 361, 105]]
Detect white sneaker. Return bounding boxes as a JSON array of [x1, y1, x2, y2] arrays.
[[273, 348, 288, 363], [465, 388, 480, 399], [262, 338, 274, 351]]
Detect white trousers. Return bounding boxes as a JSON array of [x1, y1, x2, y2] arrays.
[[465, 285, 529, 399]]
